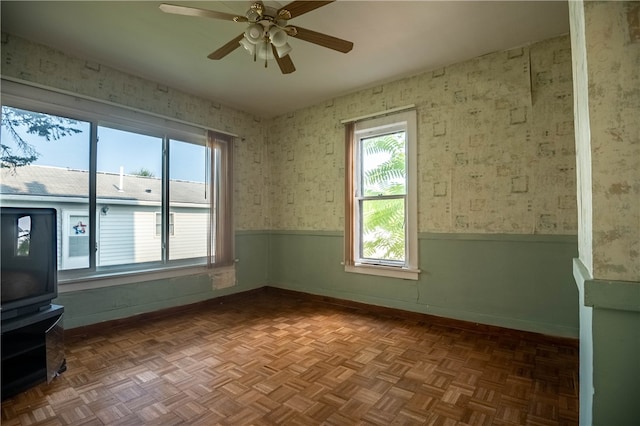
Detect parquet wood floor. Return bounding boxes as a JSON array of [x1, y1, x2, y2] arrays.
[[1, 288, 579, 425]]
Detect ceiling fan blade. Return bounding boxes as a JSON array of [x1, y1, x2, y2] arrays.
[[272, 45, 296, 74], [207, 34, 245, 60], [289, 26, 353, 53], [159, 3, 247, 22], [278, 1, 334, 19]]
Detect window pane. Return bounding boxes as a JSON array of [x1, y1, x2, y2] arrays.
[[155, 212, 174, 237], [169, 139, 209, 261], [16, 215, 31, 256], [0, 106, 90, 270], [360, 198, 405, 262], [96, 126, 162, 266], [361, 131, 406, 197]]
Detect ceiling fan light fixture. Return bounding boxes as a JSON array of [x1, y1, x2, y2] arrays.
[[244, 23, 264, 44], [256, 42, 275, 60], [240, 38, 256, 55], [275, 42, 292, 58], [269, 27, 288, 47]]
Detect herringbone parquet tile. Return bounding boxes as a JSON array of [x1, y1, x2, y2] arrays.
[[1, 288, 579, 425]]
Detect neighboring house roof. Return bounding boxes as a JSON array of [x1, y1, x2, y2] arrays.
[[1, 165, 207, 205]]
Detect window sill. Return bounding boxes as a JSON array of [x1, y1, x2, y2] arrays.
[[58, 262, 210, 292], [345, 264, 420, 280]]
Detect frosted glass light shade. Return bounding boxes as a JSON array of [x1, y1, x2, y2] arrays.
[[244, 24, 264, 44], [275, 43, 291, 58], [270, 28, 288, 47], [240, 38, 256, 55], [256, 42, 275, 60]]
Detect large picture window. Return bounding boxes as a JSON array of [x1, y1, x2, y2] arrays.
[[344, 109, 419, 280], [0, 81, 234, 283]]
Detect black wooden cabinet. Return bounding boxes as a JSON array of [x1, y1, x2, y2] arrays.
[[1, 304, 66, 399]]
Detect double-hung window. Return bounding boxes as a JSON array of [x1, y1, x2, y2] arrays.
[[345, 109, 419, 280], [155, 213, 174, 237], [0, 80, 234, 283]]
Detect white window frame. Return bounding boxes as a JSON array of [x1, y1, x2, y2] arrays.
[[345, 109, 419, 280]]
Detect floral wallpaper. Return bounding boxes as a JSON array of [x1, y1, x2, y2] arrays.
[[267, 35, 577, 235]]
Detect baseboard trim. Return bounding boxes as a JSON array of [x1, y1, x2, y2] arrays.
[[266, 287, 578, 346], [65, 287, 265, 338], [67, 286, 578, 347]]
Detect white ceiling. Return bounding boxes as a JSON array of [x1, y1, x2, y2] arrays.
[[1, 1, 569, 118]]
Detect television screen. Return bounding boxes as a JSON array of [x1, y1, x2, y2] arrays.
[[1, 207, 57, 319]]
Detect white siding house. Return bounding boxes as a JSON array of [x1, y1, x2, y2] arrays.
[[1, 165, 209, 270]]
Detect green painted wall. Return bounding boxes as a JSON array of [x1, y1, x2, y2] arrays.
[[55, 232, 269, 329], [268, 231, 579, 338], [573, 258, 594, 425], [586, 278, 640, 425], [56, 230, 580, 339]]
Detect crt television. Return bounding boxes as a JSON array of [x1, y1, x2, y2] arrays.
[[1, 207, 58, 320]]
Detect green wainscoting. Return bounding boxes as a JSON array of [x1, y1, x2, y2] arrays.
[[268, 231, 579, 338], [582, 271, 640, 426], [55, 232, 269, 329], [56, 230, 579, 338]]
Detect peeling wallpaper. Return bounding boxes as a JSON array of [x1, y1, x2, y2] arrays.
[[268, 35, 577, 234], [584, 2, 640, 281], [0, 33, 270, 231]]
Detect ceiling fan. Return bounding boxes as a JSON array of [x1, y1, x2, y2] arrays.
[[159, 1, 354, 74]]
